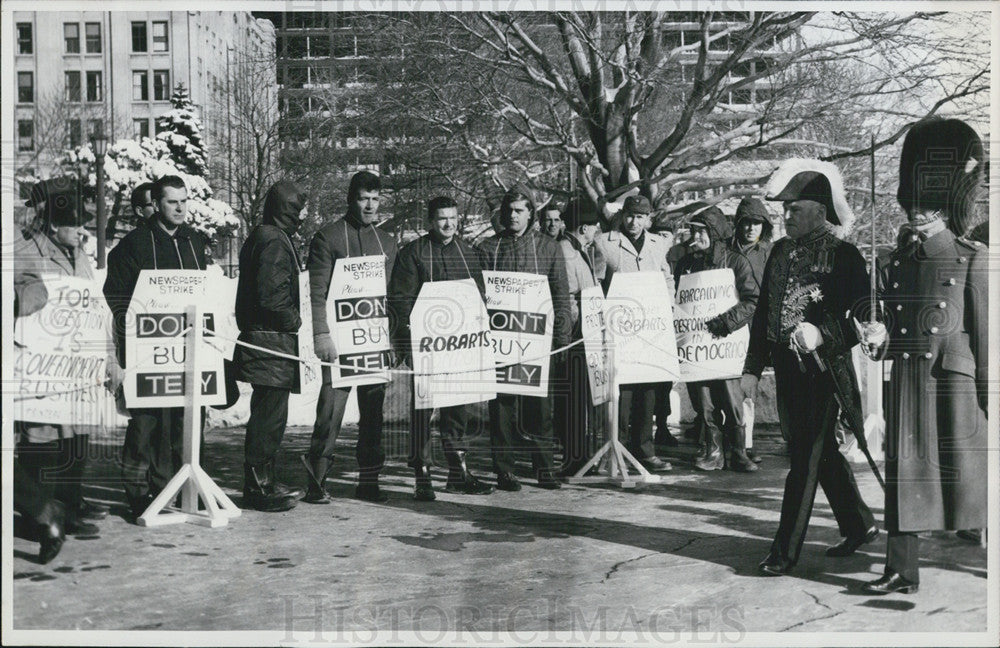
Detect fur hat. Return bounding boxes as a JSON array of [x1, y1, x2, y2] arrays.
[[897, 118, 986, 236], [765, 159, 854, 234]]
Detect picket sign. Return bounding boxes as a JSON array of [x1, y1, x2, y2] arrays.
[[604, 271, 681, 385], [579, 285, 611, 406], [138, 304, 240, 528], [482, 270, 553, 396], [674, 268, 748, 382], [325, 255, 391, 387], [297, 272, 321, 391], [410, 278, 496, 409]]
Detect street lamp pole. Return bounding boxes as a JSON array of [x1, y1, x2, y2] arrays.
[[90, 127, 109, 269]]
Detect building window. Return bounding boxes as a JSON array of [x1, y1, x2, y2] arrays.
[[153, 70, 170, 100], [152, 21, 168, 52], [18, 119, 34, 151], [67, 119, 82, 147], [88, 119, 103, 138], [64, 23, 80, 53], [132, 70, 149, 100], [134, 118, 150, 139], [17, 23, 33, 54], [18, 71, 34, 103], [85, 22, 102, 53], [310, 35, 330, 58], [132, 21, 148, 52], [65, 71, 82, 102], [86, 71, 103, 102]]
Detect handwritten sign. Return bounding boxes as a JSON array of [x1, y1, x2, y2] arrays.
[[580, 285, 611, 406], [298, 272, 321, 391], [604, 271, 680, 385], [14, 275, 113, 424], [124, 270, 226, 408], [410, 279, 496, 409], [209, 268, 238, 360], [325, 255, 390, 387], [674, 268, 748, 382], [482, 271, 553, 396]]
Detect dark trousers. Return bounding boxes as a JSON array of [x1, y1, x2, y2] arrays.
[[619, 382, 656, 459], [886, 533, 920, 583], [13, 459, 49, 521], [552, 343, 596, 466], [771, 348, 875, 563], [309, 372, 386, 475], [490, 393, 556, 475], [653, 382, 672, 438], [245, 385, 290, 467], [687, 378, 744, 449], [122, 407, 188, 507], [15, 425, 89, 514], [409, 379, 474, 467]]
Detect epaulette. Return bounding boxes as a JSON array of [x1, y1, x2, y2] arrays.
[[956, 236, 984, 251]]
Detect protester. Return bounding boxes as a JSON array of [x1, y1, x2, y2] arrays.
[[674, 207, 759, 473], [539, 202, 566, 240], [304, 171, 398, 503], [858, 118, 987, 595], [744, 159, 878, 576], [388, 196, 494, 501], [553, 198, 605, 478], [594, 195, 673, 473], [233, 181, 309, 512], [104, 175, 210, 520], [478, 184, 572, 490]]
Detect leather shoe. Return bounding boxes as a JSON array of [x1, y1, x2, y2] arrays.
[[746, 449, 763, 464], [354, 483, 389, 503], [66, 518, 99, 535], [537, 471, 562, 490], [861, 572, 919, 595], [37, 500, 66, 565], [77, 500, 109, 520], [640, 456, 672, 473], [826, 526, 879, 557], [758, 553, 793, 576], [495, 472, 521, 492]]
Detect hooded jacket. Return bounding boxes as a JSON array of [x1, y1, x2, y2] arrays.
[[674, 208, 759, 337], [731, 215, 773, 290], [233, 181, 305, 391]]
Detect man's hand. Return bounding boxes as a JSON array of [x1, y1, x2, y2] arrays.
[[314, 334, 336, 362], [854, 318, 887, 357], [791, 322, 824, 353], [105, 358, 124, 392], [740, 374, 759, 401], [705, 316, 729, 339]]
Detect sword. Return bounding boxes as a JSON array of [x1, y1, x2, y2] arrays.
[[869, 133, 877, 323]]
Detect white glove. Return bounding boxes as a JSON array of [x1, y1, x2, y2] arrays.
[[105, 357, 124, 392], [854, 318, 887, 357], [791, 322, 823, 353]]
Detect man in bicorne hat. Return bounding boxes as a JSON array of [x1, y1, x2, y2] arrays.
[[743, 159, 878, 576], [857, 118, 988, 595]]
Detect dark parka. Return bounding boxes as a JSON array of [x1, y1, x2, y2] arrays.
[[104, 218, 209, 367], [233, 181, 305, 392], [674, 209, 759, 336], [878, 229, 987, 532]]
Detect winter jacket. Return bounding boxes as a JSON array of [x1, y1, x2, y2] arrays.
[[674, 243, 759, 337], [559, 233, 605, 334], [478, 229, 572, 349], [307, 214, 398, 338], [233, 181, 305, 391], [103, 218, 209, 367], [594, 229, 673, 295], [388, 233, 485, 351]]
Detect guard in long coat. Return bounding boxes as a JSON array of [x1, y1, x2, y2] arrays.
[[859, 118, 988, 595], [234, 180, 308, 511]]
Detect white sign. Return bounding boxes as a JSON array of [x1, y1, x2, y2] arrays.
[[124, 270, 227, 408], [604, 271, 680, 385], [298, 272, 321, 391], [210, 269, 239, 360], [482, 271, 553, 396], [13, 275, 113, 424], [410, 279, 496, 409], [325, 255, 390, 387], [580, 285, 611, 406], [674, 268, 749, 382]]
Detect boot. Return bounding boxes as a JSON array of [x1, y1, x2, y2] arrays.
[[445, 451, 493, 495], [694, 428, 724, 471], [301, 454, 332, 504], [268, 459, 303, 500], [728, 427, 759, 473], [37, 499, 66, 565], [746, 448, 763, 464], [413, 465, 436, 502], [355, 468, 389, 503], [243, 463, 297, 512]]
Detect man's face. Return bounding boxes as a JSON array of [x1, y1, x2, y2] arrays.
[[502, 199, 532, 235], [52, 225, 83, 249], [542, 209, 564, 238], [738, 219, 763, 244], [622, 210, 651, 239], [782, 200, 824, 241], [156, 186, 188, 229], [134, 189, 155, 220], [351, 189, 380, 224], [430, 206, 459, 242], [688, 224, 711, 251]]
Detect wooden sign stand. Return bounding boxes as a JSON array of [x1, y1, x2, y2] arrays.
[[566, 344, 661, 488], [138, 304, 241, 528]]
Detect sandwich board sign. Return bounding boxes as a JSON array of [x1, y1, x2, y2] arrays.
[[482, 271, 553, 396]]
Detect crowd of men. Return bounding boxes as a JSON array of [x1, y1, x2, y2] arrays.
[[12, 118, 987, 597]]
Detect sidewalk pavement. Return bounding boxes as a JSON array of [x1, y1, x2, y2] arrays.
[[9, 424, 989, 640]]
